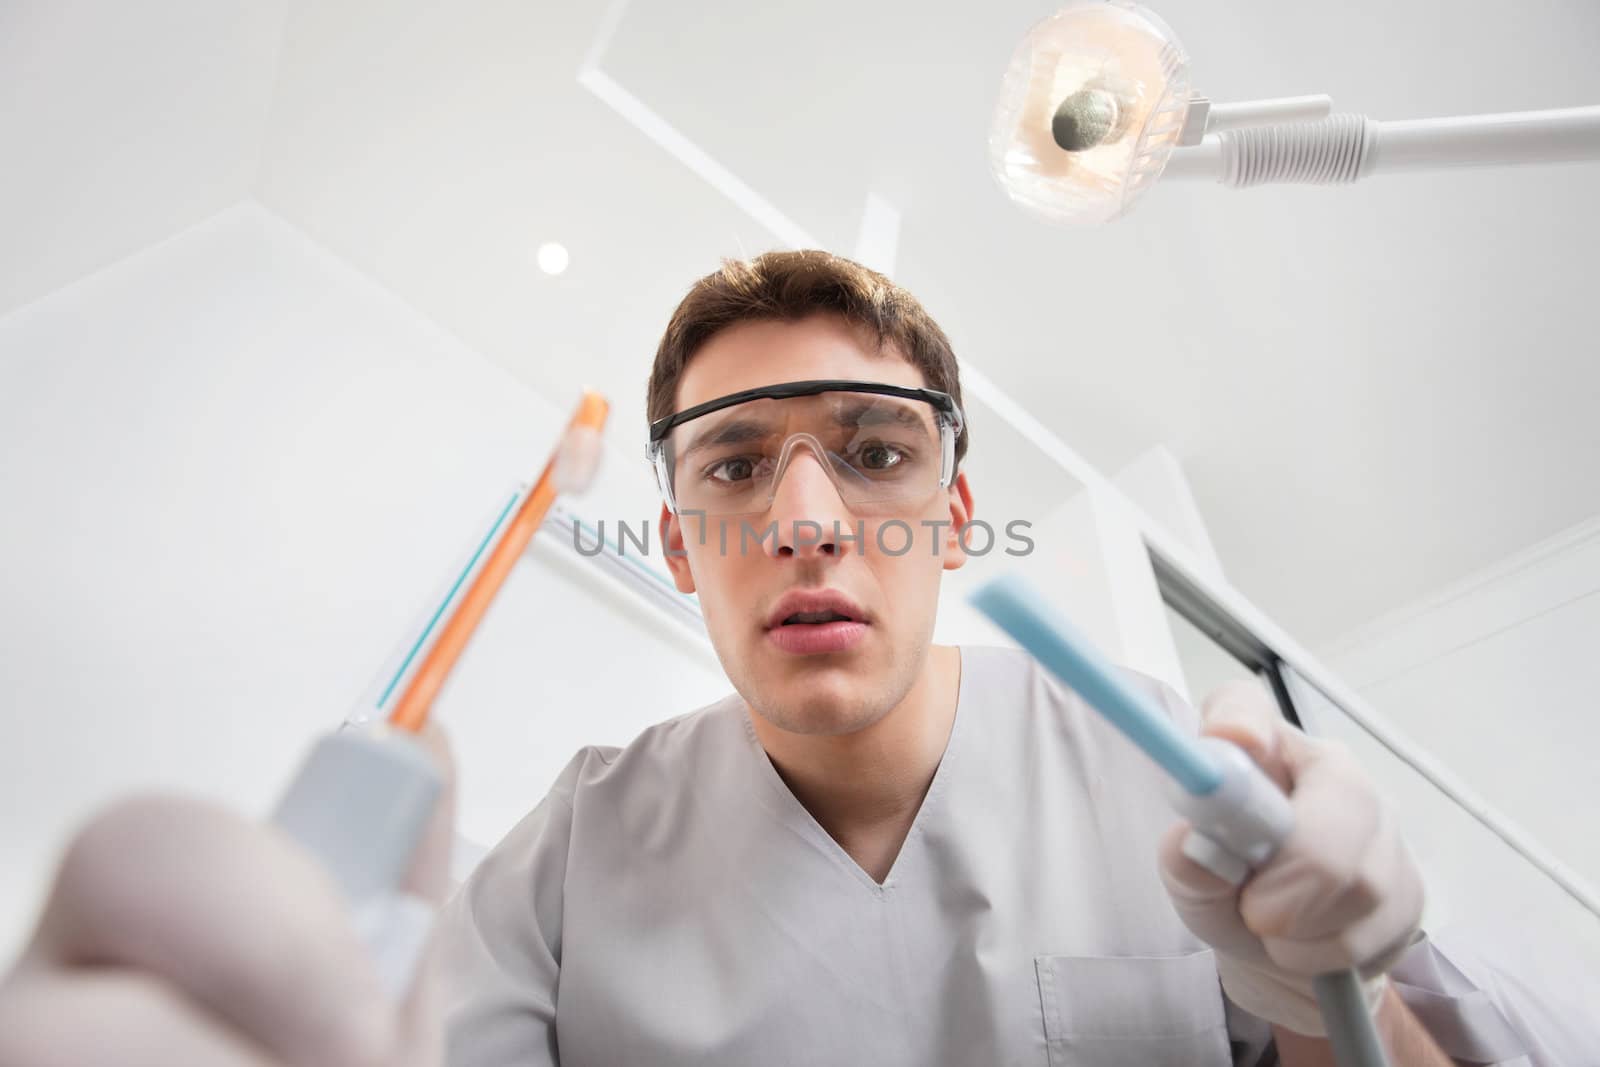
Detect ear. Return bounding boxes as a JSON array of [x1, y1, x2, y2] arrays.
[[660, 503, 698, 594], [942, 472, 975, 572]]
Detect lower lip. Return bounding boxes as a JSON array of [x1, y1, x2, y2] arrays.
[[766, 620, 868, 655]]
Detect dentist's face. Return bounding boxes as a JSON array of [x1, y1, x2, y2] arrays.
[[660, 314, 972, 736]]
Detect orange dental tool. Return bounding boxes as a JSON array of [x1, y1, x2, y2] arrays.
[[387, 390, 609, 734]]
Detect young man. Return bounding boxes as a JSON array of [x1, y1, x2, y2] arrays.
[[435, 252, 1456, 1066], [0, 252, 1486, 1066]]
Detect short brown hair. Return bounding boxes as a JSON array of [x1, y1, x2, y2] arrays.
[[647, 250, 969, 465]]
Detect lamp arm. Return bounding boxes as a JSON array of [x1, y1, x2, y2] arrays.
[[1164, 104, 1600, 186]]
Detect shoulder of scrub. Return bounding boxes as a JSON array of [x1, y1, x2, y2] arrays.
[[544, 690, 746, 800], [959, 642, 1191, 726]]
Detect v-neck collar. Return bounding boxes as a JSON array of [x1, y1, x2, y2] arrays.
[[738, 647, 971, 897]]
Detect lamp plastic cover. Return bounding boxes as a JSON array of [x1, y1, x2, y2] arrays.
[[989, 0, 1192, 225]]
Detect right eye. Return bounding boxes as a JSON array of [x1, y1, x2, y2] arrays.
[[704, 456, 761, 485]]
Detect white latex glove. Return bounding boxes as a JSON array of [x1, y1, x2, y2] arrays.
[[1158, 680, 1425, 1037], [0, 726, 456, 1067]]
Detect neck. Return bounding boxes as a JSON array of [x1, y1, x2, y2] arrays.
[[749, 645, 962, 878]]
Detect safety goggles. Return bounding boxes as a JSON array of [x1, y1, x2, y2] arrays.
[[647, 379, 965, 517]]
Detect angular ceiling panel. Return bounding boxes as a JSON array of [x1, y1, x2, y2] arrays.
[[0, 0, 287, 313]]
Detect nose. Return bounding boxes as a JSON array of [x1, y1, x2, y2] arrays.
[[765, 442, 852, 560]]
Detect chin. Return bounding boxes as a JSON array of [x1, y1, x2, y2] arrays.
[[762, 694, 882, 737], [714, 630, 915, 737], [748, 658, 892, 736]]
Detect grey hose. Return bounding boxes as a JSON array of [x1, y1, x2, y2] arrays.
[[1313, 970, 1391, 1067]]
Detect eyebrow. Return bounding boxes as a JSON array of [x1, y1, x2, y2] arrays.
[[830, 397, 933, 438], [680, 417, 775, 458], [677, 397, 935, 458]]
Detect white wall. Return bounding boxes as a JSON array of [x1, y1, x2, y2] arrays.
[[1284, 665, 1600, 965], [1127, 450, 1600, 958], [1317, 516, 1600, 894], [0, 203, 729, 959]]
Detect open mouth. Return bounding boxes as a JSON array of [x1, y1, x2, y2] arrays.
[[779, 609, 856, 626], [765, 591, 870, 654]]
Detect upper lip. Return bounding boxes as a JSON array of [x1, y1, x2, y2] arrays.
[[765, 588, 868, 629]]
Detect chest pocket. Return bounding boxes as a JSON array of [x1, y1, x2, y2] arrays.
[[1035, 949, 1233, 1067]]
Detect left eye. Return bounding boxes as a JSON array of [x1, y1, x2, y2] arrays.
[[854, 443, 908, 471]]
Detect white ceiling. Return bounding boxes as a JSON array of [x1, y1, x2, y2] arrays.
[[6, 0, 1598, 644], [0, 0, 286, 311]]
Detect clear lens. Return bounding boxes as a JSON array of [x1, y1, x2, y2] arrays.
[[658, 391, 954, 516]]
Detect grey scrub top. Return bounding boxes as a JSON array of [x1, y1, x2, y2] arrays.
[[438, 645, 1530, 1066]]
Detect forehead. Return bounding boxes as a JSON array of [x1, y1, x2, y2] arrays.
[[674, 314, 926, 413]]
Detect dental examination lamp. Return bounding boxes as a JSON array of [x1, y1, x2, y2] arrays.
[[990, 0, 1600, 224]]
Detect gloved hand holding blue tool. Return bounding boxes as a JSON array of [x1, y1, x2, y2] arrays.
[[972, 573, 1427, 1067]]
